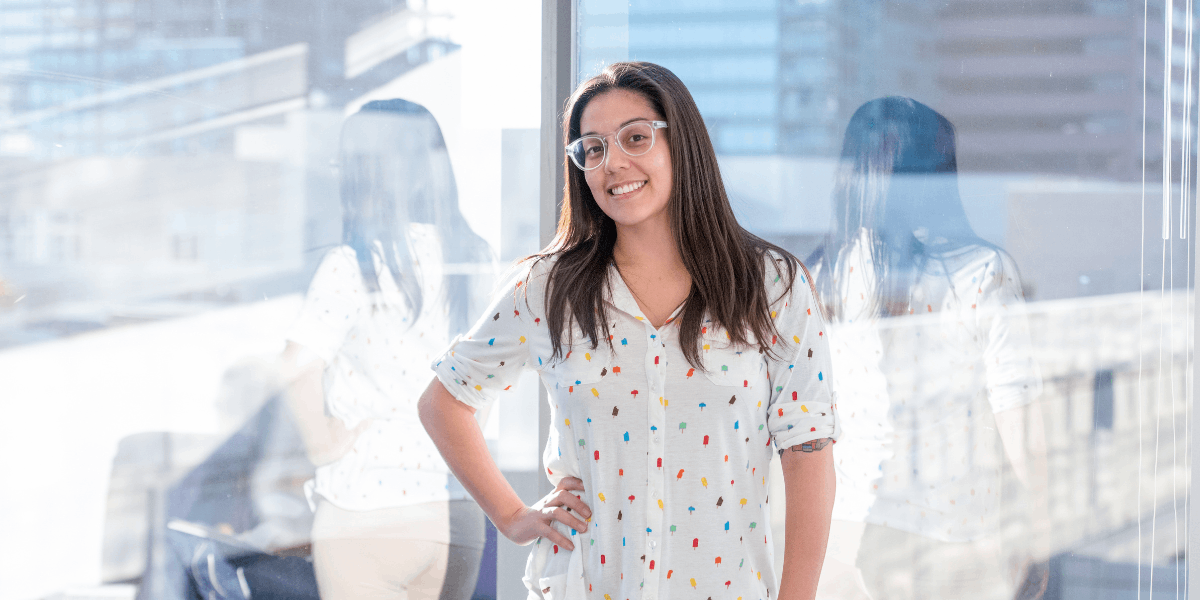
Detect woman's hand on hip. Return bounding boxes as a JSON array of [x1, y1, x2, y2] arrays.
[[497, 476, 590, 550]]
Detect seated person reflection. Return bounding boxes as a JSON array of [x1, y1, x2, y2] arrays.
[[419, 61, 839, 600], [279, 99, 492, 600], [807, 97, 1049, 600]]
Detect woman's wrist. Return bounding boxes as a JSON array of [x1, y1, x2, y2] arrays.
[[484, 492, 530, 538]]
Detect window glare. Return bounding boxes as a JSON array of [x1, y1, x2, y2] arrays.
[[0, 1, 541, 599]]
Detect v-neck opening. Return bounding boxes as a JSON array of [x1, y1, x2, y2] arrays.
[[607, 264, 686, 331]]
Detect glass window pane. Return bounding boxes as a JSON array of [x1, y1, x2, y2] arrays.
[[0, 1, 543, 599], [579, 1, 1195, 599]]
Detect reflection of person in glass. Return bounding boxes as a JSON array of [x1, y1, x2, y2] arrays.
[[419, 62, 839, 599], [279, 99, 492, 600], [808, 97, 1048, 600]]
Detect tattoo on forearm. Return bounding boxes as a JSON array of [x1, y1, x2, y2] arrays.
[[778, 438, 832, 456]]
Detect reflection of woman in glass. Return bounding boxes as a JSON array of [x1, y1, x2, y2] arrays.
[[419, 61, 839, 600], [280, 99, 492, 600], [808, 97, 1047, 600]]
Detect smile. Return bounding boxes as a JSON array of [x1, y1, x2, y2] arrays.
[[608, 181, 646, 196]]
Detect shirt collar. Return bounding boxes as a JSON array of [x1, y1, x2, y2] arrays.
[[605, 262, 686, 327], [604, 262, 643, 319]]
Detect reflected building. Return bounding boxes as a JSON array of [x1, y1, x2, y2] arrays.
[[624, 0, 784, 154], [591, 0, 1192, 180], [584, 0, 936, 157], [0, 0, 458, 348], [777, 0, 937, 156], [935, 0, 1191, 179], [0, 0, 453, 156]]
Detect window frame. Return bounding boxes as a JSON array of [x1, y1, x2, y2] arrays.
[[539, 0, 575, 502]]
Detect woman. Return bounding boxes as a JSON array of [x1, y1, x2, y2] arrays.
[[419, 62, 839, 599], [280, 99, 492, 600], [808, 97, 1048, 599]]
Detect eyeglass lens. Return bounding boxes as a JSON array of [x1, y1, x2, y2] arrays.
[[570, 122, 657, 170]]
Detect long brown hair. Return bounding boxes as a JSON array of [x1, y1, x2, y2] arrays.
[[533, 61, 803, 369], [815, 97, 997, 322]]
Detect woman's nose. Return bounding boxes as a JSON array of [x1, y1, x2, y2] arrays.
[[603, 144, 630, 172]]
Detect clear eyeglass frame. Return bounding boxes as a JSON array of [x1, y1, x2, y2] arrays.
[[565, 120, 669, 171]]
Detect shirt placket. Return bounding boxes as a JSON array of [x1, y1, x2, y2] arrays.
[[642, 324, 667, 600]]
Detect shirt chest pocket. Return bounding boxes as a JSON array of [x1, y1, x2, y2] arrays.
[[700, 326, 763, 388], [551, 324, 613, 389]]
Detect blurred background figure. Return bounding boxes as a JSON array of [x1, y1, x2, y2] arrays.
[[279, 98, 493, 600], [807, 97, 1049, 600]]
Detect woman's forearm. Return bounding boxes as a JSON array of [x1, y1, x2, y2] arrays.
[[997, 401, 1051, 562], [778, 441, 836, 600], [418, 377, 527, 532]]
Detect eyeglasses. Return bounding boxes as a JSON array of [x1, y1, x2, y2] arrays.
[[565, 120, 668, 171]]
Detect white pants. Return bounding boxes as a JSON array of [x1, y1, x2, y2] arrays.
[[311, 499, 486, 600]]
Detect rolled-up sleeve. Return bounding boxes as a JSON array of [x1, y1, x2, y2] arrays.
[[765, 259, 841, 450], [432, 265, 537, 411]]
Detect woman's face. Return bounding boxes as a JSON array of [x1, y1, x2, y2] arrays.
[[579, 89, 673, 230]]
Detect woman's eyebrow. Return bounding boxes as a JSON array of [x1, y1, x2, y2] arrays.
[[582, 116, 655, 137]]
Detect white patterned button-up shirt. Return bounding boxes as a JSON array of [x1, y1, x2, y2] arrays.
[[287, 226, 481, 512], [433, 253, 840, 600], [817, 241, 1040, 542]]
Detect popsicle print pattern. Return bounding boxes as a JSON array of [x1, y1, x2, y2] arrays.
[[818, 242, 1038, 543], [290, 244, 463, 510], [431, 253, 839, 598]]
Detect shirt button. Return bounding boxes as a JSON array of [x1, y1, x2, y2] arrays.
[[649, 540, 657, 548], [654, 436, 660, 443]]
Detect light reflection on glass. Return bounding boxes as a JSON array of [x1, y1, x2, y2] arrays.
[[0, 2, 540, 599]]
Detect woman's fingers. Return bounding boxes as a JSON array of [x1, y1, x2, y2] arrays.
[[523, 478, 591, 545], [556, 476, 585, 492], [556, 490, 592, 519], [552, 506, 589, 532], [541, 522, 575, 550]]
